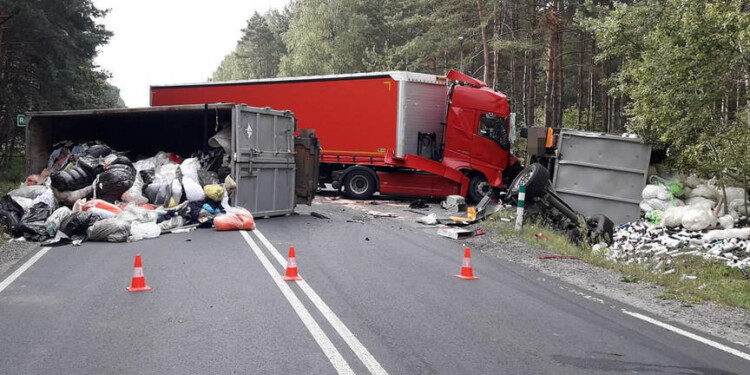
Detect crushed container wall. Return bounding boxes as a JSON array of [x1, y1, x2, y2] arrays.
[[552, 130, 651, 225]]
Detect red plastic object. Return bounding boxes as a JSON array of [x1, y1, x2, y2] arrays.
[[82, 199, 124, 215], [214, 208, 256, 231], [127, 254, 151, 292], [454, 247, 479, 280], [282, 247, 303, 281]]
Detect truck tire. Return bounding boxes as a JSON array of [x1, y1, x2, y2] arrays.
[[509, 163, 549, 200], [586, 214, 615, 246], [468, 174, 492, 203], [343, 170, 376, 199]]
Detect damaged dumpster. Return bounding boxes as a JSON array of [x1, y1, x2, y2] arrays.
[[24, 104, 318, 217]]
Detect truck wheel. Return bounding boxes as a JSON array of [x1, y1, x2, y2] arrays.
[[343, 170, 376, 199], [468, 175, 492, 203], [509, 163, 549, 200]]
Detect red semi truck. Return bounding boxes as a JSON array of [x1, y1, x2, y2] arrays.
[[150, 70, 522, 202]]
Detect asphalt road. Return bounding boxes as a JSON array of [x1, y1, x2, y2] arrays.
[[1, 212, 749, 374]]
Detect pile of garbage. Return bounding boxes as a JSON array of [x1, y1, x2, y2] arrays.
[[0, 139, 256, 246], [604, 174, 750, 270]]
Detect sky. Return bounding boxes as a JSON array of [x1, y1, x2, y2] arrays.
[[93, 0, 289, 108]]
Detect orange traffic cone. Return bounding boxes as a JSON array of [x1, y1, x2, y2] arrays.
[[283, 247, 303, 281], [454, 247, 479, 280], [127, 254, 152, 292]]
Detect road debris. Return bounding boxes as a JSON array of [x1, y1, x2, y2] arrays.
[[409, 199, 429, 209], [310, 212, 330, 220], [419, 213, 438, 225], [538, 255, 580, 260], [437, 227, 474, 240], [441, 195, 466, 213], [368, 210, 396, 218]]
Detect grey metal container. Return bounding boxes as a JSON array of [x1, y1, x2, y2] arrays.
[[24, 104, 311, 218], [552, 130, 651, 225], [231, 106, 297, 217]]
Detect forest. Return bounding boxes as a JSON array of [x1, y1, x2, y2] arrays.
[[0, 0, 748, 186]]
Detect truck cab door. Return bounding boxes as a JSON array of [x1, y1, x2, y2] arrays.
[[471, 112, 510, 168]]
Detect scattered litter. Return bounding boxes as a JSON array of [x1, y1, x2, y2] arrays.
[[419, 213, 438, 225], [450, 207, 476, 222], [368, 210, 396, 218], [408, 199, 429, 209], [311, 212, 330, 220], [499, 217, 511, 222], [437, 227, 474, 240], [474, 229, 485, 236], [535, 233, 550, 240], [441, 195, 466, 213], [680, 274, 697, 281], [369, 201, 379, 205]]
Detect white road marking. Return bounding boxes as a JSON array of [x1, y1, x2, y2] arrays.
[[0, 247, 51, 294], [239, 231, 354, 375], [253, 229, 389, 375], [622, 309, 750, 362]]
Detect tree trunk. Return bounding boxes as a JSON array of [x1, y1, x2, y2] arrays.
[[477, 0, 490, 84], [544, 9, 554, 128], [510, 0, 520, 114], [577, 32, 585, 127], [527, 0, 537, 127], [555, 5, 564, 127], [492, 1, 499, 90]]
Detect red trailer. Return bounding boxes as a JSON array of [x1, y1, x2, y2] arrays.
[[150, 70, 520, 202]]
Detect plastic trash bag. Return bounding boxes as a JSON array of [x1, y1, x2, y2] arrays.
[[45, 206, 72, 236], [87, 218, 130, 242], [158, 215, 184, 232], [144, 183, 172, 206], [129, 222, 161, 241], [59, 211, 99, 238], [17, 222, 49, 242], [8, 185, 49, 200], [0, 195, 25, 232], [81, 199, 124, 216], [31, 187, 56, 209], [719, 215, 735, 229], [724, 187, 746, 204], [22, 202, 52, 223], [208, 127, 232, 153], [11, 196, 34, 211], [642, 184, 671, 200], [198, 170, 220, 186], [183, 178, 205, 202], [97, 163, 136, 203], [50, 166, 93, 192], [204, 185, 224, 202], [214, 207, 255, 231], [688, 184, 721, 200], [685, 196, 716, 209], [83, 144, 112, 158], [170, 180, 183, 206], [703, 228, 750, 243], [119, 204, 158, 224], [121, 173, 148, 204], [180, 158, 201, 182], [53, 185, 93, 206], [681, 206, 717, 231]]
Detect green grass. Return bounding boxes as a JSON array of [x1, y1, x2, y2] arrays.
[[0, 156, 26, 244], [484, 210, 750, 310]]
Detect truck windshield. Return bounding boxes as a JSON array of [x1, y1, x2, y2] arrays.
[[477, 113, 510, 150]]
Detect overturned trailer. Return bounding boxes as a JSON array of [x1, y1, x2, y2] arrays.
[[24, 104, 319, 217]]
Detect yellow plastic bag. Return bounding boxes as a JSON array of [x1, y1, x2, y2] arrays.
[[204, 185, 225, 202]]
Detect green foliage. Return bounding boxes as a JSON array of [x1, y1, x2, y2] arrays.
[[589, 0, 750, 182], [0, 0, 122, 167]]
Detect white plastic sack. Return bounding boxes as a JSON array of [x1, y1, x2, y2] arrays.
[[11, 196, 34, 211], [180, 158, 200, 182], [642, 184, 670, 200], [87, 207, 118, 220], [130, 222, 161, 241], [729, 199, 748, 216], [53, 185, 93, 206], [31, 188, 56, 209], [87, 218, 130, 242], [689, 184, 721, 200], [133, 157, 156, 172], [661, 206, 690, 228], [183, 178, 205, 202], [718, 215, 734, 229], [119, 204, 158, 224], [8, 185, 48, 199], [170, 180, 183, 206], [685, 196, 716, 209], [685, 175, 703, 188], [724, 187, 746, 203], [121, 173, 148, 204], [681, 206, 716, 231], [158, 215, 184, 232]]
